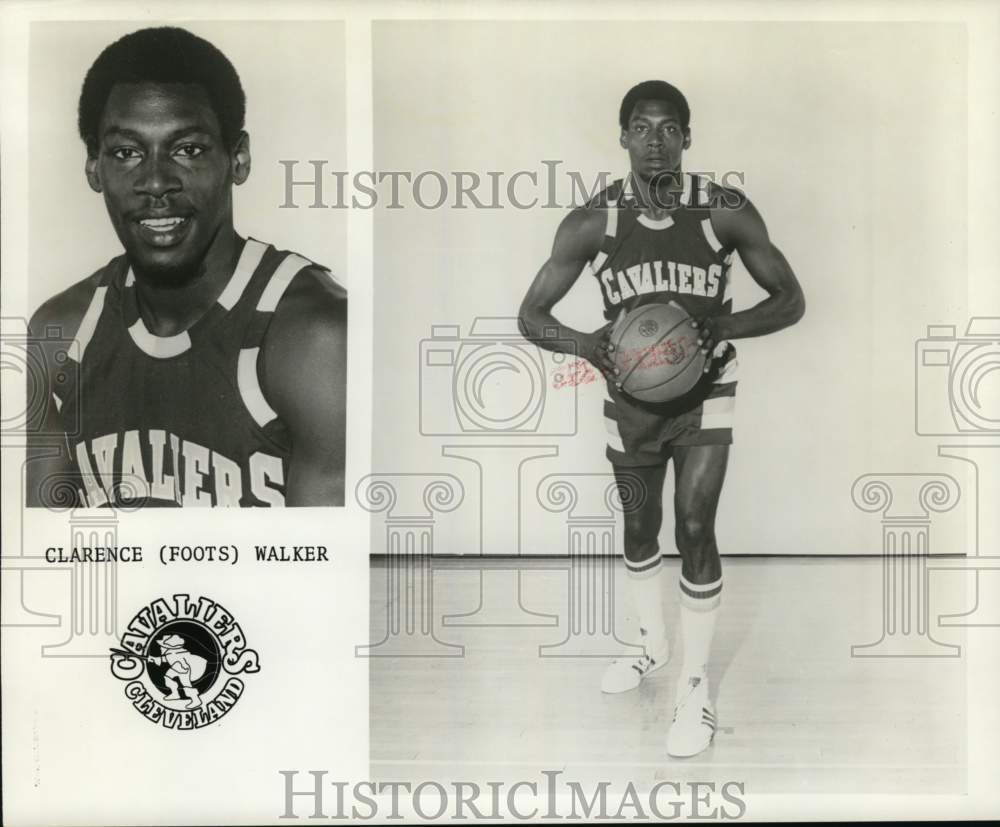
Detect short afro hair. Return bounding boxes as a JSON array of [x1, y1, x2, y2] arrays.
[[619, 80, 690, 132], [78, 26, 246, 156]]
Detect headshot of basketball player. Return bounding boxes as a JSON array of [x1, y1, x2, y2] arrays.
[[26, 26, 347, 507], [518, 80, 805, 756]]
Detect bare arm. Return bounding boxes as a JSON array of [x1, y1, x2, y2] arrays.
[[696, 194, 805, 352], [518, 206, 617, 375], [262, 269, 347, 507]]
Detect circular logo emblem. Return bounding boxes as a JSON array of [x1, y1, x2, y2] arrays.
[[638, 319, 659, 338], [110, 594, 260, 730]]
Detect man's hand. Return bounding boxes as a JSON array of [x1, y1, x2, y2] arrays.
[[577, 320, 619, 380], [690, 316, 729, 373]]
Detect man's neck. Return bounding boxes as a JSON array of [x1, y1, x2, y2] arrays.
[[132, 227, 244, 337], [630, 168, 685, 218]]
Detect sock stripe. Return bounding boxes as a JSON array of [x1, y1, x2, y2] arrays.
[[679, 576, 723, 601], [625, 555, 662, 576]]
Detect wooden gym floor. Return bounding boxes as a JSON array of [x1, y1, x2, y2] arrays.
[[368, 556, 968, 794]]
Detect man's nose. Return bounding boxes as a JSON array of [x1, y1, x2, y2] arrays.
[[134, 152, 181, 198]]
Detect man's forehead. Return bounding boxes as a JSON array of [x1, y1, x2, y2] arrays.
[[628, 98, 682, 122], [100, 81, 221, 134]]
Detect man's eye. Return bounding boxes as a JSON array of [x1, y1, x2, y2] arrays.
[[174, 144, 205, 158], [111, 147, 141, 161], [632, 124, 647, 134]]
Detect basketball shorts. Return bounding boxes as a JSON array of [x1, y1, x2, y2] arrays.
[[604, 343, 738, 467]]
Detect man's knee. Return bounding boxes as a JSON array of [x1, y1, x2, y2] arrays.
[[675, 514, 715, 553], [623, 509, 662, 562]]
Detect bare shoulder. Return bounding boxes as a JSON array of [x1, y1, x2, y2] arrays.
[[553, 204, 606, 260], [267, 265, 347, 344], [261, 264, 347, 389], [706, 181, 766, 246], [28, 270, 105, 344], [703, 178, 749, 213]]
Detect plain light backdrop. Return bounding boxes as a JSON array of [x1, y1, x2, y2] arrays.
[[372, 20, 972, 557]]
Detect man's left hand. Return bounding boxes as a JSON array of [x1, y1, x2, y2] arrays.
[[690, 316, 729, 371]]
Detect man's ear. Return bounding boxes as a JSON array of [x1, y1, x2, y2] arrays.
[[232, 130, 251, 185], [682, 129, 692, 150], [85, 154, 102, 193], [619, 129, 628, 150]]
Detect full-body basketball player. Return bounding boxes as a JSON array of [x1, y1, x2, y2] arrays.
[[519, 81, 804, 757], [26, 27, 347, 507]]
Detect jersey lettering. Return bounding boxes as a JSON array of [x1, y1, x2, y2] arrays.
[[599, 259, 725, 306], [72, 430, 284, 508]]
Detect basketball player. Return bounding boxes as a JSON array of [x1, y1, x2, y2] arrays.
[[26, 27, 347, 507], [149, 634, 207, 710], [518, 80, 804, 757]]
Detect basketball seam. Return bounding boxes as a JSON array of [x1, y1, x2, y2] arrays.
[[616, 312, 694, 390]]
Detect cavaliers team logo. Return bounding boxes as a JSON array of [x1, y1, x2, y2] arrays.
[[638, 319, 660, 337], [109, 594, 260, 730]]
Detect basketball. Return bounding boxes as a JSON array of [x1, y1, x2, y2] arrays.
[[610, 302, 706, 403]]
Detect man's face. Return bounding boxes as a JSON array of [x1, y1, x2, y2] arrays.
[[620, 98, 689, 183], [86, 81, 248, 284]]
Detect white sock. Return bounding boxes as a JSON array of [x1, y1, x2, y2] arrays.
[[679, 573, 722, 679], [625, 558, 667, 658]]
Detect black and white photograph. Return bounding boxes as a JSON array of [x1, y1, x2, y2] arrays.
[[24, 21, 348, 508], [366, 12, 990, 805], [1, 1, 999, 824]]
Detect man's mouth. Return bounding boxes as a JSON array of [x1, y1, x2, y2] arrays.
[[134, 215, 192, 247]]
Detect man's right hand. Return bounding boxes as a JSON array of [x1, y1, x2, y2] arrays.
[[577, 319, 620, 380]]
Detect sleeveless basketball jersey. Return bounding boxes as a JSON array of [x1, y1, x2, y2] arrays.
[[587, 173, 735, 322], [55, 238, 338, 507]]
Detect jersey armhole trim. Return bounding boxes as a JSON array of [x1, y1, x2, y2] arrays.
[[701, 216, 725, 254], [237, 346, 279, 428], [68, 285, 109, 363], [257, 253, 314, 312]]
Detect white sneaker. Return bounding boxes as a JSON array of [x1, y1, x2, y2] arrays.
[[600, 643, 669, 694], [666, 674, 716, 757]]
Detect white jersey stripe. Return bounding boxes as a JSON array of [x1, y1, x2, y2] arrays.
[[605, 202, 619, 238], [69, 285, 109, 363], [218, 238, 269, 310], [638, 214, 675, 230], [237, 347, 278, 427], [605, 416, 625, 452], [127, 319, 191, 358], [701, 217, 724, 253], [257, 253, 313, 313]]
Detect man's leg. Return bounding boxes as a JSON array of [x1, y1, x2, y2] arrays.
[[667, 443, 729, 756], [673, 444, 728, 677], [601, 462, 670, 693]]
